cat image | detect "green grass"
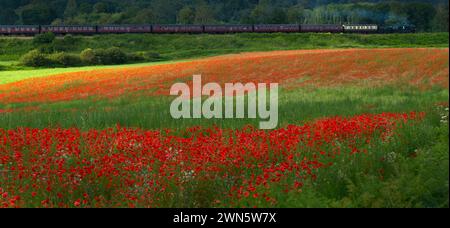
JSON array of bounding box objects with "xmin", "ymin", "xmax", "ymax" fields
[
  {"xmin": 1, "ymin": 32, "xmax": 448, "ymax": 62},
  {"xmin": 0, "ymin": 59, "xmax": 185, "ymax": 85},
  {"xmin": 1, "ymin": 85, "xmax": 448, "ymax": 130}
]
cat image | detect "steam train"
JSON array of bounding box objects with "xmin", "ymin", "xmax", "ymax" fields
[{"xmin": 0, "ymin": 24, "xmax": 415, "ymax": 35}]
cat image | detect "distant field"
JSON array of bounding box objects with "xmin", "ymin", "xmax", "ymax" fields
[{"xmin": 0, "ymin": 32, "xmax": 448, "ymax": 62}]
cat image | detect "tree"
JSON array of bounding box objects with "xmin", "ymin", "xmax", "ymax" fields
[
  {"xmin": 270, "ymin": 7, "xmax": 288, "ymax": 24},
  {"xmin": 432, "ymin": 3, "xmax": 449, "ymax": 32},
  {"xmin": 78, "ymin": 3, "xmax": 93, "ymax": 14},
  {"xmin": 151, "ymin": 0, "xmax": 182, "ymax": 24},
  {"xmin": 250, "ymin": 2, "xmax": 271, "ymax": 23},
  {"xmin": 195, "ymin": 3, "xmax": 216, "ymax": 24},
  {"xmin": 93, "ymin": 2, "xmax": 108, "ymax": 14},
  {"xmin": 131, "ymin": 9, "xmax": 156, "ymax": 24},
  {"xmin": 64, "ymin": 0, "xmax": 78, "ymax": 19},
  {"xmin": 287, "ymin": 5, "xmax": 305, "ymax": 24},
  {"xmin": 0, "ymin": 8, "xmax": 18, "ymax": 24},
  {"xmin": 20, "ymin": 5, "xmax": 57, "ymax": 25},
  {"xmin": 405, "ymin": 2, "xmax": 436, "ymax": 32},
  {"xmin": 178, "ymin": 6, "xmax": 195, "ymax": 24}
]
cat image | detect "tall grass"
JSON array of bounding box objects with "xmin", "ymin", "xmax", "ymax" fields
[{"xmin": 1, "ymin": 86, "xmax": 448, "ymax": 130}]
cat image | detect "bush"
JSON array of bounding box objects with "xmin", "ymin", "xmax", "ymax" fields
[
  {"xmin": 103, "ymin": 47, "xmax": 128, "ymax": 65},
  {"xmin": 81, "ymin": 47, "xmax": 128, "ymax": 65},
  {"xmin": 80, "ymin": 48, "xmax": 99, "ymax": 65},
  {"xmin": 126, "ymin": 52, "xmax": 145, "ymax": 62},
  {"xmin": 20, "ymin": 50, "xmax": 53, "ymax": 67},
  {"xmin": 20, "ymin": 47, "xmax": 136, "ymax": 68},
  {"xmin": 49, "ymin": 52, "xmax": 82, "ymax": 67},
  {"xmin": 33, "ymin": 32, "xmax": 56, "ymax": 45},
  {"xmin": 51, "ymin": 35, "xmax": 80, "ymax": 52},
  {"xmin": 144, "ymin": 52, "xmax": 163, "ymax": 61}
]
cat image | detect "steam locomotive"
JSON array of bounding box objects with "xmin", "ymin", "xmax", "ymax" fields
[{"xmin": 0, "ymin": 24, "xmax": 415, "ymax": 35}]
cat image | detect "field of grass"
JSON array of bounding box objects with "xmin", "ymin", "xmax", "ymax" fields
[
  {"xmin": 0, "ymin": 47, "xmax": 448, "ymax": 208},
  {"xmin": 0, "ymin": 32, "xmax": 448, "ymax": 63},
  {"xmin": 0, "ymin": 60, "xmax": 184, "ymax": 85}
]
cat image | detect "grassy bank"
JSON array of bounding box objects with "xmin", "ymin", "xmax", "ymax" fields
[{"xmin": 0, "ymin": 32, "xmax": 448, "ymax": 63}]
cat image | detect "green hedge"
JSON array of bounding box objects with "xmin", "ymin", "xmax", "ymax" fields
[{"xmin": 20, "ymin": 47, "xmax": 150, "ymax": 68}]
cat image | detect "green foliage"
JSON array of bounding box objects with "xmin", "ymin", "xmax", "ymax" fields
[
  {"xmin": 49, "ymin": 52, "xmax": 82, "ymax": 67},
  {"xmin": 20, "ymin": 46, "xmax": 135, "ymax": 67},
  {"xmin": 33, "ymin": 32, "xmax": 56, "ymax": 45},
  {"xmin": 81, "ymin": 47, "xmax": 128, "ymax": 65},
  {"xmin": 126, "ymin": 52, "xmax": 146, "ymax": 62},
  {"xmin": 20, "ymin": 49, "xmax": 52, "ymax": 67},
  {"xmin": 101, "ymin": 47, "xmax": 128, "ymax": 65},
  {"xmin": 49, "ymin": 35, "xmax": 79, "ymax": 52},
  {"xmin": 1, "ymin": 1, "xmax": 448, "ymax": 32},
  {"xmin": 178, "ymin": 6, "xmax": 195, "ymax": 24},
  {"xmin": 64, "ymin": 0, "xmax": 78, "ymax": 19},
  {"xmin": 20, "ymin": 4, "xmax": 57, "ymax": 25},
  {"xmin": 2, "ymin": 32, "xmax": 448, "ymax": 66},
  {"xmin": 143, "ymin": 52, "xmax": 163, "ymax": 61},
  {"xmin": 80, "ymin": 48, "xmax": 98, "ymax": 65}
]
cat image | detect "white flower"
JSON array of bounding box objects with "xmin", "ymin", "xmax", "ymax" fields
[{"xmin": 386, "ymin": 151, "xmax": 397, "ymax": 163}]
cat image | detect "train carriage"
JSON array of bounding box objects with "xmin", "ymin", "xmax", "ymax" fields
[
  {"xmin": 1, "ymin": 23, "xmax": 415, "ymax": 36},
  {"xmin": 301, "ymin": 24, "xmax": 343, "ymax": 33},
  {"xmin": 204, "ymin": 25, "xmax": 253, "ymax": 33},
  {"xmin": 152, "ymin": 25, "xmax": 203, "ymax": 33},
  {"xmin": 254, "ymin": 24, "xmax": 300, "ymax": 33},
  {"xmin": 0, "ymin": 25, "xmax": 40, "ymax": 35},
  {"xmin": 98, "ymin": 25, "xmax": 152, "ymax": 34},
  {"xmin": 41, "ymin": 25, "xmax": 96, "ymax": 35},
  {"xmin": 343, "ymin": 24, "xmax": 378, "ymax": 33}
]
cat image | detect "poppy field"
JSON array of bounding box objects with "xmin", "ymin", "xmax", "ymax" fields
[{"xmin": 0, "ymin": 48, "xmax": 449, "ymax": 208}]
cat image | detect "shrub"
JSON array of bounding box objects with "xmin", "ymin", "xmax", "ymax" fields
[
  {"xmin": 80, "ymin": 47, "xmax": 128, "ymax": 65},
  {"xmin": 62, "ymin": 35, "xmax": 76, "ymax": 44},
  {"xmin": 33, "ymin": 32, "xmax": 56, "ymax": 45},
  {"xmin": 126, "ymin": 52, "xmax": 145, "ymax": 62},
  {"xmin": 20, "ymin": 49, "xmax": 53, "ymax": 67},
  {"xmin": 103, "ymin": 47, "xmax": 127, "ymax": 65},
  {"xmin": 80, "ymin": 48, "xmax": 99, "ymax": 65},
  {"xmin": 51, "ymin": 35, "xmax": 79, "ymax": 52},
  {"xmin": 144, "ymin": 52, "xmax": 163, "ymax": 61},
  {"xmin": 49, "ymin": 52, "xmax": 82, "ymax": 67}
]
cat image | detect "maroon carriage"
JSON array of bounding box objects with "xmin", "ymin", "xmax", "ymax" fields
[
  {"xmin": 152, "ymin": 25, "xmax": 204, "ymax": 33},
  {"xmin": 41, "ymin": 25, "xmax": 96, "ymax": 34},
  {"xmin": 97, "ymin": 25, "xmax": 152, "ymax": 34},
  {"xmin": 300, "ymin": 24, "xmax": 343, "ymax": 33},
  {"xmin": 204, "ymin": 25, "xmax": 253, "ymax": 33},
  {"xmin": 254, "ymin": 24, "xmax": 300, "ymax": 33},
  {"xmin": 0, "ymin": 25, "xmax": 40, "ymax": 35}
]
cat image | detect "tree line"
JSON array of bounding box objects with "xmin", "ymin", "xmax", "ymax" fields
[{"xmin": 0, "ymin": 0, "xmax": 448, "ymax": 32}]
